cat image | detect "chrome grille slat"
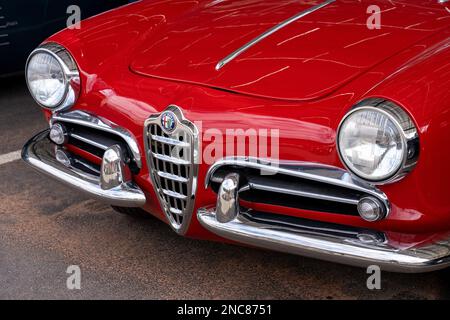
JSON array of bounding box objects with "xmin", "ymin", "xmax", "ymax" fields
[
  {"xmin": 162, "ymin": 188, "xmax": 187, "ymax": 200},
  {"xmin": 69, "ymin": 133, "xmax": 109, "ymax": 151},
  {"xmin": 156, "ymin": 171, "xmax": 188, "ymax": 183},
  {"xmin": 152, "ymin": 152, "xmax": 191, "ymax": 165},
  {"xmin": 170, "ymin": 207, "xmax": 183, "ymax": 215},
  {"xmin": 151, "ymin": 134, "xmax": 190, "ymax": 147},
  {"xmin": 144, "ymin": 105, "xmax": 198, "ymax": 234},
  {"xmin": 249, "ymin": 182, "xmax": 360, "ymax": 205}
]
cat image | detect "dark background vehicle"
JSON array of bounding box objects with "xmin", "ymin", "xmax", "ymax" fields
[{"xmin": 0, "ymin": 0, "xmax": 132, "ymax": 76}]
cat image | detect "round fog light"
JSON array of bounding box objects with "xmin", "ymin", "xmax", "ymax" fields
[
  {"xmin": 49, "ymin": 123, "xmax": 68, "ymax": 145},
  {"xmin": 55, "ymin": 148, "xmax": 71, "ymax": 167},
  {"xmin": 357, "ymin": 197, "xmax": 386, "ymax": 222}
]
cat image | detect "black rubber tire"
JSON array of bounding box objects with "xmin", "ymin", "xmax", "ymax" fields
[{"xmin": 111, "ymin": 206, "xmax": 152, "ymax": 219}]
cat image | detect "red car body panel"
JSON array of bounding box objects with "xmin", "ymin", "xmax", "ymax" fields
[
  {"xmin": 41, "ymin": 0, "xmax": 450, "ymax": 247},
  {"xmin": 130, "ymin": 0, "xmax": 450, "ymax": 101}
]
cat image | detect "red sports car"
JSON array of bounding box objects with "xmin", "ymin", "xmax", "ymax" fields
[{"xmin": 22, "ymin": 0, "xmax": 450, "ymax": 272}]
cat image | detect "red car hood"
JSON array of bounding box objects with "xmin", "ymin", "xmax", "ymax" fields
[{"xmin": 129, "ymin": 0, "xmax": 449, "ymax": 101}]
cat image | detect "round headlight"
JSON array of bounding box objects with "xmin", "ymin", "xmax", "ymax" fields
[
  {"xmin": 337, "ymin": 99, "xmax": 419, "ymax": 183},
  {"xmin": 26, "ymin": 43, "xmax": 80, "ymax": 111},
  {"xmin": 27, "ymin": 53, "xmax": 66, "ymax": 108}
]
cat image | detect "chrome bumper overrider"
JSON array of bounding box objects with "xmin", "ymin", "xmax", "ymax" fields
[
  {"xmin": 197, "ymin": 208, "xmax": 450, "ymax": 273},
  {"xmin": 22, "ymin": 130, "xmax": 146, "ymax": 207}
]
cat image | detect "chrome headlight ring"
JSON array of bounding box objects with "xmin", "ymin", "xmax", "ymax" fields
[
  {"xmin": 337, "ymin": 98, "xmax": 419, "ymax": 185},
  {"xmin": 25, "ymin": 43, "xmax": 80, "ymax": 112}
]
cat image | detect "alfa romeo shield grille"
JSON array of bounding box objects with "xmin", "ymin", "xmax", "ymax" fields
[{"xmin": 144, "ymin": 105, "xmax": 199, "ymax": 234}]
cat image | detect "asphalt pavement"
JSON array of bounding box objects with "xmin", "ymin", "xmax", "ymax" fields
[{"xmin": 0, "ymin": 75, "xmax": 449, "ymax": 299}]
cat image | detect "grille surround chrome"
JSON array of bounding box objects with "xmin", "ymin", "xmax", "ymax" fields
[
  {"xmin": 51, "ymin": 110, "xmax": 142, "ymax": 169},
  {"xmin": 144, "ymin": 105, "xmax": 199, "ymax": 234},
  {"xmin": 205, "ymin": 157, "xmax": 390, "ymax": 218}
]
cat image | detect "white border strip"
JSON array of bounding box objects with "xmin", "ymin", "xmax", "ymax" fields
[{"xmin": 0, "ymin": 150, "xmax": 22, "ymax": 166}]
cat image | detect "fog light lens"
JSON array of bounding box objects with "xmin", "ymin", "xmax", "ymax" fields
[
  {"xmin": 49, "ymin": 123, "xmax": 68, "ymax": 145},
  {"xmin": 357, "ymin": 197, "xmax": 386, "ymax": 222},
  {"xmin": 55, "ymin": 148, "xmax": 71, "ymax": 167},
  {"xmin": 357, "ymin": 232, "xmax": 385, "ymax": 244}
]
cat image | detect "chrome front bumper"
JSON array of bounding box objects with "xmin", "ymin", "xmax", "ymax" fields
[
  {"xmin": 197, "ymin": 208, "xmax": 450, "ymax": 273},
  {"xmin": 22, "ymin": 130, "xmax": 146, "ymax": 207}
]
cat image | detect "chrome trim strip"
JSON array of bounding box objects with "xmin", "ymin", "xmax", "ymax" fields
[
  {"xmin": 215, "ymin": 0, "xmax": 335, "ymax": 70},
  {"xmin": 248, "ymin": 182, "xmax": 359, "ymax": 205},
  {"xmin": 70, "ymin": 133, "xmax": 109, "ymax": 151},
  {"xmin": 22, "ymin": 130, "xmax": 146, "ymax": 207},
  {"xmin": 197, "ymin": 208, "xmax": 450, "ymax": 273},
  {"xmin": 51, "ymin": 110, "xmax": 142, "ymax": 168},
  {"xmin": 204, "ymin": 157, "xmax": 390, "ymax": 216}
]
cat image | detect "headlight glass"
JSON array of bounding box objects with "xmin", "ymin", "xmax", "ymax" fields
[
  {"xmin": 337, "ymin": 101, "xmax": 418, "ymax": 183},
  {"xmin": 26, "ymin": 43, "xmax": 80, "ymax": 111},
  {"xmin": 26, "ymin": 52, "xmax": 66, "ymax": 108}
]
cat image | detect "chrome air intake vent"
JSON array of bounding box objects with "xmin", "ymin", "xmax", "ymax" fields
[
  {"xmin": 205, "ymin": 157, "xmax": 390, "ymax": 221},
  {"xmin": 241, "ymin": 209, "xmax": 386, "ymax": 243},
  {"xmin": 144, "ymin": 105, "xmax": 199, "ymax": 234},
  {"xmin": 50, "ymin": 110, "xmax": 142, "ymax": 173}
]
